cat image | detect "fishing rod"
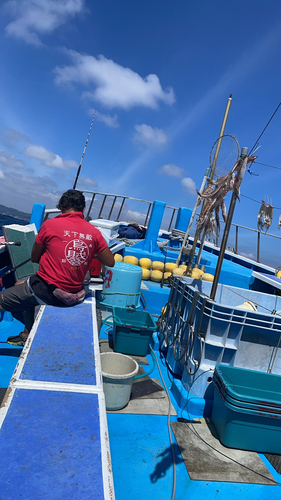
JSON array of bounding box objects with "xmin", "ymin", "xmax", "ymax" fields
[{"xmin": 73, "ymin": 110, "xmax": 97, "ymax": 189}]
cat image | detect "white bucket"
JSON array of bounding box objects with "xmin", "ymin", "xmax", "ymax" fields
[{"xmin": 100, "ymin": 352, "xmax": 139, "ymax": 410}]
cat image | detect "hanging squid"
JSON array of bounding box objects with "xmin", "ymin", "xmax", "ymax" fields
[
  {"xmin": 196, "ymin": 155, "xmax": 257, "ymax": 237},
  {"xmin": 257, "ymin": 200, "xmax": 274, "ymax": 232}
]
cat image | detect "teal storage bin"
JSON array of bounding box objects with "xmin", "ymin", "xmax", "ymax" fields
[
  {"xmin": 212, "ymin": 387, "xmax": 281, "ymax": 453},
  {"xmin": 214, "ymin": 365, "xmax": 281, "ymax": 408},
  {"xmin": 212, "ymin": 365, "xmax": 281, "ymax": 453},
  {"xmin": 111, "ymin": 306, "xmax": 157, "ymax": 356}
]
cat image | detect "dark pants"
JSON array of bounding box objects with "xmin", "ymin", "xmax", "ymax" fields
[{"xmin": 0, "ymin": 280, "xmax": 39, "ymax": 331}]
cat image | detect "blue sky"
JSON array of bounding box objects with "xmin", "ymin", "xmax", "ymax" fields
[{"xmin": 0, "ymin": 0, "xmax": 281, "ymax": 266}]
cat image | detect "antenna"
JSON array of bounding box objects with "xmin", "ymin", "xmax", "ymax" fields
[{"xmin": 73, "ymin": 110, "xmax": 97, "ymax": 189}]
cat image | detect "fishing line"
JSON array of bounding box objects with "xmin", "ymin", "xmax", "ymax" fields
[
  {"xmin": 254, "ymin": 161, "xmax": 281, "ymax": 171},
  {"xmin": 240, "ymin": 193, "xmax": 281, "ymax": 211},
  {"xmin": 249, "ymin": 102, "xmax": 281, "ymax": 156}
]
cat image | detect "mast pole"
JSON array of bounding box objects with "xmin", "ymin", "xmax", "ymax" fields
[
  {"xmin": 73, "ymin": 110, "xmax": 97, "ymax": 190},
  {"xmin": 183, "ymin": 94, "xmax": 233, "ymax": 271}
]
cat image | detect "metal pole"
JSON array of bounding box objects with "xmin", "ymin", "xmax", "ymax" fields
[
  {"xmin": 257, "ymin": 231, "xmax": 261, "ymax": 263},
  {"xmin": 98, "ymin": 195, "xmax": 107, "ymax": 218},
  {"xmin": 209, "ymin": 94, "xmax": 233, "ymax": 181},
  {"xmin": 117, "ymin": 197, "xmax": 126, "ymax": 221},
  {"xmin": 210, "ymin": 149, "xmax": 248, "ymax": 301},
  {"xmin": 185, "ymin": 94, "xmax": 233, "ymax": 272},
  {"xmin": 108, "ymin": 197, "xmax": 117, "ymax": 220},
  {"xmin": 235, "ymin": 226, "xmax": 238, "ymax": 254},
  {"xmin": 144, "ymin": 203, "xmax": 152, "ymax": 226},
  {"xmin": 168, "ymin": 209, "xmax": 176, "ymax": 232},
  {"xmin": 73, "ymin": 110, "xmax": 97, "ymax": 190},
  {"xmin": 85, "ymin": 193, "xmax": 96, "ymax": 221}
]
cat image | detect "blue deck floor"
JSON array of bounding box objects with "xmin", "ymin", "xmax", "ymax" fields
[
  {"xmin": 0, "ymin": 296, "xmax": 280, "ymax": 499},
  {"xmin": 107, "ymin": 413, "xmax": 280, "ymax": 500},
  {"xmin": 99, "ymin": 325, "xmax": 281, "ymax": 500}
]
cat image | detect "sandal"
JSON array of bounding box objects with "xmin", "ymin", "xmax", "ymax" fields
[{"xmin": 7, "ymin": 332, "xmax": 27, "ymax": 346}]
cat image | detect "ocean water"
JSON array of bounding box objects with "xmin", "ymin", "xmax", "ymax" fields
[{"xmin": 0, "ymin": 215, "xmax": 29, "ymax": 237}]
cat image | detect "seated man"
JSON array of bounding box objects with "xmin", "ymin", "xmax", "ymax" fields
[{"xmin": 0, "ymin": 190, "xmax": 115, "ymax": 346}]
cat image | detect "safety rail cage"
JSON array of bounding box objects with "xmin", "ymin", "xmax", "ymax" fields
[
  {"xmin": 82, "ymin": 190, "xmax": 179, "ymax": 232},
  {"xmin": 43, "ymin": 193, "xmax": 281, "ymax": 267}
]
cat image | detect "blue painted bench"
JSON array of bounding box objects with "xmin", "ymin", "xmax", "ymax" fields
[{"xmin": 0, "ymin": 296, "xmax": 114, "ymax": 499}]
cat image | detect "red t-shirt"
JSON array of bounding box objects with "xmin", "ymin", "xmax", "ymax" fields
[{"xmin": 35, "ymin": 212, "xmax": 107, "ymax": 292}]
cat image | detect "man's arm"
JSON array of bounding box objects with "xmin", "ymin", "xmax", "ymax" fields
[
  {"xmin": 31, "ymin": 241, "xmax": 46, "ymax": 263},
  {"xmin": 95, "ymin": 247, "xmax": 115, "ymax": 267}
]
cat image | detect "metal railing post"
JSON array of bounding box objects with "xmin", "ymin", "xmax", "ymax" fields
[
  {"xmin": 168, "ymin": 209, "xmax": 176, "ymax": 232},
  {"xmin": 86, "ymin": 193, "xmax": 96, "ymax": 221},
  {"xmin": 108, "ymin": 196, "xmax": 117, "ymax": 220},
  {"xmin": 257, "ymin": 231, "xmax": 260, "ymax": 263},
  {"xmin": 144, "ymin": 203, "xmax": 152, "ymax": 226},
  {"xmin": 117, "ymin": 197, "xmax": 126, "ymax": 221},
  {"xmin": 98, "ymin": 195, "xmax": 107, "ymax": 219},
  {"xmin": 235, "ymin": 226, "xmax": 238, "ymax": 254}
]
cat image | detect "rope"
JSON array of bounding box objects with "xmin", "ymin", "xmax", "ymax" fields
[
  {"xmin": 249, "ymin": 102, "xmax": 281, "ymax": 155},
  {"xmin": 150, "ymin": 347, "xmax": 177, "ymax": 500},
  {"xmin": 254, "ymin": 161, "xmax": 281, "ymax": 171},
  {"xmin": 241, "ymin": 193, "xmax": 281, "ymax": 211}
]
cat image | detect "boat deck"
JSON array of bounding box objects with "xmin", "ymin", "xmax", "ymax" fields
[{"xmin": 0, "ymin": 289, "xmax": 280, "ymax": 499}]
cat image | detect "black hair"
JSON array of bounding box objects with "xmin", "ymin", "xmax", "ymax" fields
[{"xmin": 57, "ymin": 190, "xmax": 86, "ymax": 213}]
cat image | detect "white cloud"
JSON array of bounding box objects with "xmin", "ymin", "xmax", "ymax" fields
[
  {"xmin": 0, "ymin": 169, "xmax": 5, "ymax": 179},
  {"xmin": 181, "ymin": 177, "xmax": 197, "ymax": 195},
  {"xmin": 4, "ymin": 0, "xmax": 85, "ymax": 45},
  {"xmin": 1, "ymin": 128, "xmax": 30, "ymax": 143},
  {"xmin": 134, "ymin": 124, "xmax": 168, "ymax": 148},
  {"xmin": 54, "ymin": 51, "xmax": 175, "ymax": 109},
  {"xmin": 0, "ymin": 151, "xmax": 25, "ymax": 169},
  {"xmin": 157, "ymin": 163, "xmax": 184, "ymax": 178},
  {"xmin": 0, "ymin": 170, "xmax": 59, "ymax": 212},
  {"xmin": 23, "ymin": 144, "xmax": 78, "ymax": 171},
  {"xmin": 126, "ymin": 209, "xmax": 146, "ymax": 222},
  {"xmin": 77, "ymin": 176, "xmax": 98, "ymax": 188},
  {"xmin": 96, "ymin": 111, "xmax": 119, "ymax": 128}
]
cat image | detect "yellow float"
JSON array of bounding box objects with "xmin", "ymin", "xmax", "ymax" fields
[
  {"xmin": 191, "ymin": 269, "xmax": 202, "ymax": 279},
  {"xmin": 237, "ymin": 301, "xmax": 257, "ymax": 311},
  {"xmin": 123, "ymin": 255, "xmax": 138, "ymax": 266},
  {"xmin": 179, "ymin": 264, "xmax": 188, "ymax": 271},
  {"xmin": 141, "ymin": 268, "xmax": 151, "ymax": 280},
  {"xmin": 165, "ymin": 262, "xmax": 178, "ymax": 272},
  {"xmin": 114, "ymin": 253, "xmax": 123, "ymax": 262},
  {"xmin": 152, "ymin": 261, "xmax": 165, "ymax": 271},
  {"xmin": 139, "ymin": 258, "xmax": 152, "ymax": 269},
  {"xmin": 202, "ymin": 273, "xmax": 214, "ymax": 282},
  {"xmin": 163, "ymin": 271, "xmax": 172, "ymax": 283},
  {"xmin": 172, "ymin": 267, "xmax": 185, "ymax": 276},
  {"xmin": 150, "ymin": 270, "xmax": 163, "ymax": 282}
]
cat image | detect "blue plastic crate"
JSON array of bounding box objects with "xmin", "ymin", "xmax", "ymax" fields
[{"xmin": 111, "ymin": 306, "xmax": 157, "ymax": 356}]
